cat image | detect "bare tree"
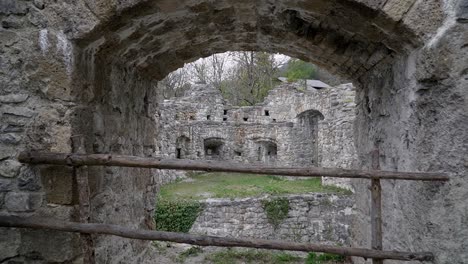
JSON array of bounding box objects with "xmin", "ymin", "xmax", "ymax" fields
[
  {"xmin": 190, "ymin": 59, "xmax": 209, "ymax": 84},
  {"xmin": 159, "ymin": 51, "xmax": 289, "ymax": 104},
  {"xmin": 159, "ymin": 67, "xmax": 191, "ymax": 99},
  {"xmin": 210, "ymin": 53, "xmax": 228, "ymax": 91}
]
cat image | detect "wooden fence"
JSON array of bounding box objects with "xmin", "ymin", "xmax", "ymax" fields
[{"xmin": 0, "ymin": 150, "xmax": 449, "ymax": 263}]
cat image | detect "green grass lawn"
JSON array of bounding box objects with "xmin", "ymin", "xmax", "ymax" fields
[{"xmin": 159, "ymin": 172, "xmax": 351, "ymax": 201}]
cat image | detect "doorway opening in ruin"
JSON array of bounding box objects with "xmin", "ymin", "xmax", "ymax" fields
[
  {"xmin": 176, "ymin": 136, "xmax": 190, "ymax": 159},
  {"xmin": 296, "ymin": 110, "xmax": 325, "ymax": 166},
  {"xmin": 256, "ymin": 140, "xmax": 278, "ymax": 164},
  {"xmin": 204, "ymin": 138, "xmax": 225, "ymax": 160}
]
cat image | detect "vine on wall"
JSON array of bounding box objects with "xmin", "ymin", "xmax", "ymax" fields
[
  {"xmin": 154, "ymin": 199, "xmax": 203, "ymax": 233},
  {"xmin": 261, "ymin": 197, "xmax": 290, "ymax": 229}
]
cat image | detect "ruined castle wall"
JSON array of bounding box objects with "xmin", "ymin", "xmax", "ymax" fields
[
  {"xmin": 158, "ymin": 83, "xmax": 357, "ymax": 189},
  {"xmin": 190, "ymin": 193, "xmax": 354, "ymax": 245},
  {"xmin": 262, "ymin": 84, "xmax": 357, "ymax": 189}
]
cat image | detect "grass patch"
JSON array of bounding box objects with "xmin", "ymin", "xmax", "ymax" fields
[
  {"xmin": 205, "ymin": 249, "xmax": 302, "ymax": 264},
  {"xmin": 159, "ymin": 172, "xmax": 351, "ymax": 201},
  {"xmin": 306, "ymin": 252, "xmax": 346, "ymax": 264}
]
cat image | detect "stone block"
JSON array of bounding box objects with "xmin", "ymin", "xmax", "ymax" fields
[
  {"xmin": 457, "ymin": 0, "xmax": 468, "ymax": 22},
  {"xmin": 0, "ymin": 105, "xmax": 35, "ymax": 118},
  {"xmin": 0, "ymin": 228, "xmax": 21, "ymax": 261},
  {"xmin": 0, "ymin": 178, "xmax": 14, "ymax": 192},
  {"xmin": 0, "ymin": 133, "xmax": 22, "ymax": 145},
  {"xmin": 20, "ymin": 229, "xmax": 81, "ymax": 262},
  {"xmin": 5, "ymin": 192, "xmax": 43, "ymax": 212},
  {"xmin": 40, "ymin": 166, "xmax": 76, "ymax": 205},
  {"xmin": 382, "ymin": 0, "xmax": 417, "ymax": 21},
  {"xmin": 0, "ymin": 0, "xmax": 29, "ymax": 15},
  {"xmin": 0, "ymin": 30, "xmax": 19, "ymax": 48},
  {"xmin": 0, "ymin": 192, "xmax": 4, "ymax": 208},
  {"xmin": 18, "ymin": 166, "xmax": 42, "ymax": 191},
  {"xmin": 0, "ymin": 94, "xmax": 29, "ymax": 103},
  {"xmin": 402, "ymin": 0, "xmax": 444, "ymax": 39},
  {"xmin": 0, "ymin": 159, "xmax": 22, "ymax": 178}
]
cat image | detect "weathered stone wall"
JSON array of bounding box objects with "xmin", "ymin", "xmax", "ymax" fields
[
  {"xmin": 0, "ymin": 2, "xmax": 85, "ymax": 262},
  {"xmin": 191, "ymin": 193, "xmax": 354, "ymax": 245},
  {"xmin": 72, "ymin": 62, "xmax": 162, "ymax": 262},
  {"xmin": 351, "ymin": 4, "xmax": 468, "ymax": 262},
  {"xmin": 158, "ymin": 82, "xmax": 357, "ymax": 189},
  {"xmin": 263, "ymin": 83, "xmax": 357, "ymax": 189},
  {"xmin": 1, "ymin": 0, "xmax": 466, "ymax": 263}
]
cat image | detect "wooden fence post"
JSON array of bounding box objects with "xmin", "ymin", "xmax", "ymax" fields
[
  {"xmin": 371, "ymin": 148, "xmax": 383, "ymax": 264},
  {"xmin": 72, "ymin": 136, "xmax": 95, "ymax": 264}
]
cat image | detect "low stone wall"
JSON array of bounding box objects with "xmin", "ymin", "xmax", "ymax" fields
[{"xmin": 190, "ymin": 193, "xmax": 354, "ymax": 245}]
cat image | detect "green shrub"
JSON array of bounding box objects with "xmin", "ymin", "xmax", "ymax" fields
[
  {"xmin": 154, "ymin": 199, "xmax": 203, "ymax": 233},
  {"xmin": 306, "ymin": 252, "xmax": 345, "ymax": 264},
  {"xmin": 262, "ymin": 197, "xmax": 289, "ymax": 229}
]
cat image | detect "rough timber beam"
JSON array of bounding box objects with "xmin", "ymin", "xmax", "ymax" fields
[
  {"xmin": 0, "ymin": 216, "xmax": 434, "ymax": 261},
  {"xmin": 17, "ymin": 152, "xmax": 449, "ymax": 181}
]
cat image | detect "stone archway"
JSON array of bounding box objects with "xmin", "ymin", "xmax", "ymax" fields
[{"xmin": 1, "ymin": 0, "xmax": 467, "ymax": 263}]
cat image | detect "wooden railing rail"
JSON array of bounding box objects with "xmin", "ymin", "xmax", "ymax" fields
[
  {"xmin": 0, "ymin": 216, "xmax": 434, "ymax": 261},
  {"xmin": 17, "ymin": 152, "xmax": 449, "ymax": 181}
]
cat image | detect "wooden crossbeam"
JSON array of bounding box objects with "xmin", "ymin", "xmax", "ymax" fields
[
  {"xmin": 0, "ymin": 216, "xmax": 434, "ymax": 261},
  {"xmin": 17, "ymin": 152, "xmax": 449, "ymax": 181}
]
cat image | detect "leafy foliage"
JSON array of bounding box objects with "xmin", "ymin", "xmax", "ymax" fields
[
  {"xmin": 285, "ymin": 59, "xmax": 316, "ymax": 82},
  {"xmin": 154, "ymin": 199, "xmax": 203, "ymax": 233},
  {"xmin": 306, "ymin": 252, "xmax": 346, "ymax": 264},
  {"xmin": 262, "ymin": 197, "xmax": 290, "ymax": 229}
]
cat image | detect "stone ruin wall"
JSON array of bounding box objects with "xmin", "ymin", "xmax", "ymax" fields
[
  {"xmin": 190, "ymin": 193, "xmax": 354, "ymax": 246},
  {"xmin": 157, "ymin": 82, "xmax": 357, "ymax": 190}
]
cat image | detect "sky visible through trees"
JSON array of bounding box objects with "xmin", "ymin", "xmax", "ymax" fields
[{"xmin": 159, "ymin": 52, "xmax": 318, "ymax": 106}]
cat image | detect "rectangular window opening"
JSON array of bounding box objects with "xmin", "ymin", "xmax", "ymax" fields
[
  {"xmin": 176, "ymin": 148, "xmax": 182, "ymax": 159},
  {"xmin": 264, "ymin": 110, "xmax": 270, "ymax": 116},
  {"xmin": 207, "ymin": 115, "xmax": 211, "ymax": 120}
]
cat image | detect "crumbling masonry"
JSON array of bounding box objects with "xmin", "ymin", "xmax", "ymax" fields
[{"xmin": 157, "ymin": 82, "xmax": 357, "ymax": 190}]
